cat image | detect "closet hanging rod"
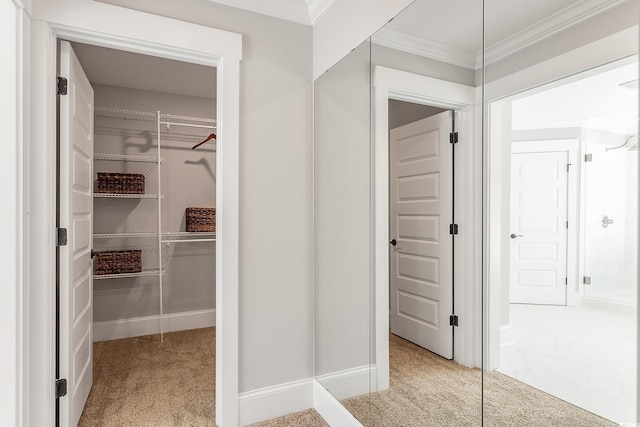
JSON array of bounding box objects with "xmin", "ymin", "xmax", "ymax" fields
[
  {"xmin": 162, "ymin": 238, "xmax": 216, "ymax": 243},
  {"xmin": 159, "ymin": 113, "xmax": 216, "ymax": 125},
  {"xmin": 159, "ymin": 120, "xmax": 216, "ymax": 130}
]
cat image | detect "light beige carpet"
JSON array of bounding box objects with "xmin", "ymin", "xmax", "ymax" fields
[
  {"xmin": 79, "ymin": 327, "xmax": 216, "ymax": 426},
  {"xmin": 79, "ymin": 328, "xmax": 617, "ymax": 427},
  {"xmin": 340, "ymin": 334, "xmax": 616, "ymax": 427}
]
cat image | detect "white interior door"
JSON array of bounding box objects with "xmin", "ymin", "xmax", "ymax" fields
[
  {"xmin": 389, "ymin": 111, "xmax": 453, "ymax": 359},
  {"xmin": 59, "ymin": 40, "xmax": 94, "ymax": 427},
  {"xmin": 509, "ymin": 149, "xmax": 568, "ymax": 305}
]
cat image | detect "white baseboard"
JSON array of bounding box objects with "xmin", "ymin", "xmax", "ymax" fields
[
  {"xmin": 500, "ymin": 324, "xmax": 514, "ymax": 348},
  {"xmin": 315, "ymin": 365, "xmax": 373, "ymax": 400},
  {"xmin": 313, "ymin": 380, "xmax": 363, "ymax": 427},
  {"xmin": 238, "ymin": 378, "xmax": 313, "ymax": 426},
  {"xmin": 581, "ymin": 297, "xmax": 637, "ymax": 314},
  {"xmin": 93, "ymin": 309, "xmax": 215, "ymax": 342}
]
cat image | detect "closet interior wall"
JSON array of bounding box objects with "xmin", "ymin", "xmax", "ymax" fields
[{"xmin": 92, "ymin": 83, "xmax": 217, "ymax": 339}]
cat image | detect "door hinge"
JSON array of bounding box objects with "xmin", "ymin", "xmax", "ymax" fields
[
  {"xmin": 585, "ymin": 153, "xmax": 593, "ymax": 162},
  {"xmin": 449, "ymin": 132, "xmax": 459, "ymax": 144},
  {"xmin": 55, "ymin": 378, "xmax": 67, "ymax": 398},
  {"xmin": 583, "ymin": 276, "xmax": 592, "ymax": 285},
  {"xmin": 565, "ymin": 277, "xmax": 568, "ymax": 285},
  {"xmin": 57, "ymin": 227, "xmax": 68, "ymax": 247},
  {"xmin": 449, "ymin": 314, "xmax": 459, "ymax": 327},
  {"xmin": 57, "ymin": 77, "xmax": 68, "ymax": 96},
  {"xmin": 449, "ymin": 224, "xmax": 459, "ymax": 235},
  {"xmin": 566, "ymin": 163, "xmax": 572, "ymax": 172},
  {"xmin": 566, "ymin": 221, "xmax": 569, "ymax": 229}
]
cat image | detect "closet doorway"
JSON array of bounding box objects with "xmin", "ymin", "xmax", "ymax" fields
[{"xmin": 57, "ymin": 40, "xmax": 220, "ymax": 427}]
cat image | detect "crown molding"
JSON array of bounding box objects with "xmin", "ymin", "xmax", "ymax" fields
[
  {"xmin": 372, "ymin": 26, "xmax": 476, "ymax": 69},
  {"xmin": 479, "ymin": 0, "xmax": 630, "ymax": 67},
  {"xmin": 374, "ymin": 0, "xmax": 627, "ymax": 70},
  {"xmin": 306, "ymin": 0, "xmax": 335, "ymax": 24}
]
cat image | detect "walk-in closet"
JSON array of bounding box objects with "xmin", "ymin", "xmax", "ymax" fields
[{"xmin": 66, "ymin": 41, "xmax": 218, "ymax": 425}]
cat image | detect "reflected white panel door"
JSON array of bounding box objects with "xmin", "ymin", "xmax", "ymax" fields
[
  {"xmin": 59, "ymin": 41, "xmax": 94, "ymax": 427},
  {"xmin": 510, "ymin": 150, "xmax": 568, "ymax": 305},
  {"xmin": 389, "ymin": 111, "xmax": 453, "ymax": 359}
]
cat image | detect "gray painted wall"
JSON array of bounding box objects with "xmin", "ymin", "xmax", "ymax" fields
[
  {"xmin": 314, "ymin": 41, "xmax": 372, "ymax": 382},
  {"xmin": 98, "ymin": 0, "xmax": 314, "ymax": 393},
  {"xmin": 92, "ymin": 83, "xmax": 216, "ymax": 322}
]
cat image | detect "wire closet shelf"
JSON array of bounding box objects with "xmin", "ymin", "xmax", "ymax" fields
[
  {"xmin": 94, "ymin": 106, "xmax": 216, "ymax": 138},
  {"xmin": 93, "ymin": 106, "xmax": 217, "ymax": 342}
]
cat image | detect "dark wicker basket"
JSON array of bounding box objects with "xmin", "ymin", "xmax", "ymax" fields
[
  {"xmin": 186, "ymin": 207, "xmax": 216, "ymax": 232},
  {"xmin": 93, "ymin": 250, "xmax": 142, "ymax": 275},
  {"xmin": 97, "ymin": 172, "xmax": 145, "ymax": 194}
]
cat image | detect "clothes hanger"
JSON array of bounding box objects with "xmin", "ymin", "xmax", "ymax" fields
[{"xmin": 192, "ymin": 133, "xmax": 216, "ymax": 150}]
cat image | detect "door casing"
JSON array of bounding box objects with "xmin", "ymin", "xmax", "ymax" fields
[
  {"xmin": 373, "ymin": 66, "xmax": 481, "ymax": 391},
  {"xmin": 26, "ymin": 8, "xmax": 241, "ymax": 426}
]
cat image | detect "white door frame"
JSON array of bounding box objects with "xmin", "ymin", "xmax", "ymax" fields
[
  {"xmin": 373, "ymin": 66, "xmax": 481, "ymax": 391},
  {"xmin": 26, "ymin": 3, "xmax": 241, "ymax": 426},
  {"xmin": 482, "ymin": 27, "xmax": 637, "ymax": 371}
]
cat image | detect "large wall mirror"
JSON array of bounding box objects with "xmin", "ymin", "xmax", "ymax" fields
[{"xmin": 314, "ymin": 0, "xmax": 638, "ymax": 425}]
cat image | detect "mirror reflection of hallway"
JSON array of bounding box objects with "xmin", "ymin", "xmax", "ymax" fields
[{"xmin": 488, "ymin": 56, "xmax": 638, "ymax": 424}]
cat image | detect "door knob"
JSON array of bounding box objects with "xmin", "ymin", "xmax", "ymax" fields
[
  {"xmin": 601, "ymin": 215, "xmax": 614, "ymax": 228},
  {"xmin": 390, "ymin": 239, "xmax": 397, "ymax": 246},
  {"xmin": 510, "ymin": 233, "xmax": 523, "ymax": 239}
]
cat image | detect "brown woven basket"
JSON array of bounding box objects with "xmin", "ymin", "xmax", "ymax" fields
[
  {"xmin": 186, "ymin": 207, "xmax": 216, "ymax": 232},
  {"xmin": 94, "ymin": 250, "xmax": 142, "ymax": 275},
  {"xmin": 97, "ymin": 172, "xmax": 145, "ymax": 194}
]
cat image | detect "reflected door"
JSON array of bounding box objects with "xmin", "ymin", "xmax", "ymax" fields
[
  {"xmin": 389, "ymin": 111, "xmax": 453, "ymax": 359},
  {"xmin": 509, "ymin": 149, "xmax": 568, "ymax": 305}
]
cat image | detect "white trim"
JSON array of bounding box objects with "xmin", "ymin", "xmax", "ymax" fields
[
  {"xmin": 315, "ymin": 365, "xmax": 374, "ymax": 401},
  {"xmin": 373, "ymin": 66, "xmax": 481, "ymax": 392},
  {"xmin": 581, "ymin": 296, "xmax": 638, "ymax": 315},
  {"xmin": 371, "ymin": 0, "xmax": 628, "ymax": 70},
  {"xmin": 372, "ymin": 26, "xmax": 475, "ymax": 69},
  {"xmin": 93, "ymin": 309, "xmax": 216, "ymax": 342},
  {"xmin": 313, "ymin": 380, "xmax": 363, "ymax": 427},
  {"xmin": 238, "ymin": 378, "xmax": 314, "ymax": 426},
  {"xmin": 26, "ymin": 3, "xmax": 241, "ymax": 426},
  {"xmin": 481, "ymin": 0, "xmax": 629, "ymax": 66},
  {"xmin": 306, "ymin": 0, "xmax": 335, "ymax": 24},
  {"xmin": 485, "ymin": 26, "xmax": 638, "ymax": 101}
]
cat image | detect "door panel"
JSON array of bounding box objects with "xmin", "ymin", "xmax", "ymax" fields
[
  {"xmin": 59, "ymin": 40, "xmax": 94, "ymax": 427},
  {"xmin": 390, "ymin": 111, "xmax": 453, "ymax": 359},
  {"xmin": 510, "ymin": 151, "xmax": 568, "ymax": 305}
]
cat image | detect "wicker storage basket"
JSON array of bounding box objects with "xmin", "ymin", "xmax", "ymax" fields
[
  {"xmin": 97, "ymin": 172, "xmax": 145, "ymax": 194},
  {"xmin": 93, "ymin": 250, "xmax": 142, "ymax": 275},
  {"xmin": 186, "ymin": 207, "xmax": 216, "ymax": 232}
]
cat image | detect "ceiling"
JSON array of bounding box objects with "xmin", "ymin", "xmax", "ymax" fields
[
  {"xmin": 72, "ymin": 42, "xmax": 217, "ymax": 99},
  {"xmin": 200, "ymin": 0, "xmax": 335, "ymax": 25}
]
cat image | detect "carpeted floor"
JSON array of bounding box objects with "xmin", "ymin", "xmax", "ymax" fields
[
  {"xmin": 78, "ymin": 328, "xmax": 216, "ymax": 426},
  {"xmin": 339, "ymin": 334, "xmax": 616, "ymax": 427},
  {"xmin": 79, "ymin": 328, "xmax": 616, "ymax": 427}
]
